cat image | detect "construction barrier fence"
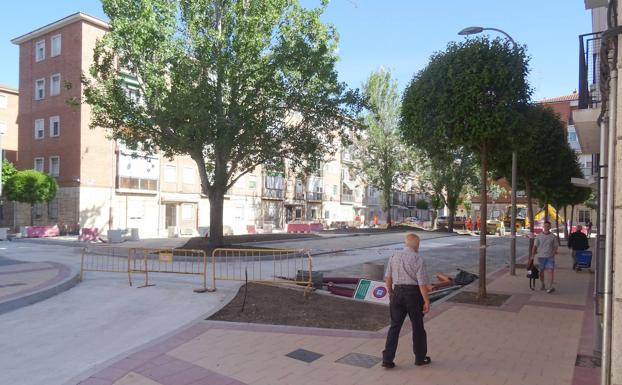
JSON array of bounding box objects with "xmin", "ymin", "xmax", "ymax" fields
[
  {"xmin": 80, "ymin": 247, "xmax": 313, "ymax": 291},
  {"xmin": 211, "ymin": 248, "xmax": 313, "ymax": 288}
]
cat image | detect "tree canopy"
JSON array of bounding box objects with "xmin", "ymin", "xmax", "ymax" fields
[
  {"xmin": 401, "ymin": 37, "xmax": 531, "ymax": 299},
  {"xmin": 352, "ymin": 68, "xmax": 411, "ymax": 226},
  {"xmin": 83, "ymin": 0, "xmax": 361, "ymax": 245}
]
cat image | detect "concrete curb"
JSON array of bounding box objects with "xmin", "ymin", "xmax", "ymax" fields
[{"xmin": 0, "ymin": 262, "xmax": 80, "ymax": 315}]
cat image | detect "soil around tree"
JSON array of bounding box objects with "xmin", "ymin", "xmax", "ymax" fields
[{"xmin": 208, "ymin": 282, "xmax": 390, "ymax": 331}]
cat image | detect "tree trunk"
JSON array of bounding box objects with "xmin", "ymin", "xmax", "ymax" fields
[
  {"xmin": 553, "ymin": 206, "xmax": 562, "ymax": 246},
  {"xmin": 385, "ymin": 192, "xmax": 392, "ymax": 228},
  {"xmin": 570, "ymin": 204, "xmax": 575, "ymax": 231},
  {"xmin": 432, "ymin": 210, "xmax": 437, "ymax": 229},
  {"xmin": 30, "ymin": 203, "xmax": 34, "ymax": 226},
  {"xmin": 478, "ymin": 144, "xmax": 488, "ymax": 299},
  {"xmin": 563, "ymin": 205, "xmax": 569, "ymax": 239},
  {"xmin": 447, "ymin": 200, "xmax": 456, "ymax": 232},
  {"xmin": 526, "ymin": 181, "xmax": 535, "ymax": 259},
  {"xmin": 544, "ymin": 203, "xmax": 550, "ymax": 222},
  {"xmin": 208, "ymin": 189, "xmax": 225, "ymax": 247}
]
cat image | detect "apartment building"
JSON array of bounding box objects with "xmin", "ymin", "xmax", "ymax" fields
[
  {"xmin": 0, "ymin": 85, "xmax": 18, "ymax": 163},
  {"xmin": 539, "ymin": 91, "xmax": 595, "ymax": 224},
  {"xmin": 9, "ymin": 13, "xmax": 208, "ymax": 236},
  {"xmin": 572, "ymin": 1, "xmax": 620, "ymax": 382}
]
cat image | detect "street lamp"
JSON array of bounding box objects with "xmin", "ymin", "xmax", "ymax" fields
[{"xmin": 458, "ymin": 26, "xmax": 519, "ymax": 276}]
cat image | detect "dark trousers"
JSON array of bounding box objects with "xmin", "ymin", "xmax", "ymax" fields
[{"xmin": 382, "ymin": 285, "xmax": 427, "ymax": 363}]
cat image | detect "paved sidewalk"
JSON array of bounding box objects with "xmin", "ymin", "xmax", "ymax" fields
[
  {"xmin": 0, "ymin": 257, "xmax": 78, "ymax": 315},
  {"xmin": 73, "ymin": 247, "xmax": 599, "ymax": 385}
]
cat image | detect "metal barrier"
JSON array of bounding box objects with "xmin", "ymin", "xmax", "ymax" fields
[
  {"xmin": 212, "ymin": 248, "xmax": 313, "ymax": 287},
  {"xmin": 80, "ymin": 247, "xmax": 132, "ymax": 286},
  {"xmin": 129, "ymin": 248, "xmax": 214, "ymax": 292}
]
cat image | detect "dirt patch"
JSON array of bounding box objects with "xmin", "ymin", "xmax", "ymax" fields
[
  {"xmin": 180, "ymin": 234, "xmax": 318, "ymax": 254},
  {"xmin": 447, "ymin": 291, "xmax": 511, "ymax": 307},
  {"xmin": 320, "ymin": 225, "xmax": 425, "ymax": 235},
  {"xmin": 208, "ymin": 283, "xmax": 390, "ymax": 331}
]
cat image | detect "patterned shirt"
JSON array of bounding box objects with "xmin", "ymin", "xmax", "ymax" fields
[{"xmin": 385, "ymin": 247, "xmax": 430, "ymax": 285}]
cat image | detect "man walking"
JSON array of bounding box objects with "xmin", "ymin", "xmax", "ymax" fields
[
  {"xmin": 531, "ymin": 221, "xmax": 558, "ymax": 293},
  {"xmin": 568, "ymin": 224, "xmax": 589, "ymax": 271},
  {"xmin": 382, "ymin": 233, "xmax": 431, "ymax": 368}
]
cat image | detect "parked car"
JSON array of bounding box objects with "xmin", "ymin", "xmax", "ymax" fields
[
  {"xmin": 437, "ymin": 216, "xmax": 466, "ymax": 229},
  {"xmin": 401, "ymin": 217, "xmax": 419, "ymax": 225}
]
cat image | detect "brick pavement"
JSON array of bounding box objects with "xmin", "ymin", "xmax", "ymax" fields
[{"xmin": 75, "ymin": 247, "xmax": 599, "ymax": 385}]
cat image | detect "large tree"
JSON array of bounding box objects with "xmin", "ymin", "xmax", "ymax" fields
[
  {"xmin": 401, "ymin": 37, "xmax": 530, "ymax": 298},
  {"xmin": 351, "ymin": 68, "xmax": 411, "ymax": 227},
  {"xmin": 83, "ymin": 0, "xmax": 361, "ymax": 245},
  {"xmin": 4, "ymin": 170, "xmax": 58, "ymax": 226}
]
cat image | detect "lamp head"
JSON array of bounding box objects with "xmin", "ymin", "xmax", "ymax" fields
[{"xmin": 458, "ymin": 26, "xmax": 484, "ymax": 36}]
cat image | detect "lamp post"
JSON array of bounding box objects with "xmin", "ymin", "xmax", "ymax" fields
[{"xmin": 458, "ymin": 26, "xmax": 519, "ymax": 276}]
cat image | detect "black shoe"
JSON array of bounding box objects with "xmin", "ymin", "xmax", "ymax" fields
[
  {"xmin": 415, "ymin": 356, "xmax": 432, "ymax": 366},
  {"xmin": 381, "ymin": 362, "xmax": 395, "ymax": 369}
]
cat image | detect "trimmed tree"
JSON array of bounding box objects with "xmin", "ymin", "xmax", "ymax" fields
[
  {"xmin": 352, "ymin": 68, "xmax": 411, "ymax": 228},
  {"xmin": 4, "ymin": 170, "xmax": 58, "ymax": 226},
  {"xmin": 82, "ymin": 0, "xmax": 361, "ymax": 246},
  {"xmin": 401, "ymin": 37, "xmax": 530, "ymax": 298}
]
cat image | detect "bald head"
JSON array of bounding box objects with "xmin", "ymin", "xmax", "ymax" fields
[
  {"xmin": 576, "ymin": 225, "xmax": 583, "ymax": 231},
  {"xmin": 405, "ymin": 233, "xmax": 420, "ymax": 251}
]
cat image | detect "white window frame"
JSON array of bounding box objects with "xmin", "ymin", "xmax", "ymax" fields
[
  {"xmin": 50, "ymin": 74, "xmax": 61, "ymax": 96},
  {"xmin": 35, "ymin": 40, "xmax": 45, "ymax": 62},
  {"xmin": 51, "ymin": 34, "xmax": 61, "ymax": 57},
  {"xmin": 164, "ymin": 165, "xmax": 176, "ymax": 183},
  {"xmin": 34, "ymin": 119, "xmax": 44, "ymax": 139},
  {"xmin": 0, "ymin": 94, "xmax": 7, "ymax": 109},
  {"xmin": 49, "ymin": 156, "xmax": 60, "ymax": 177},
  {"xmin": 34, "ymin": 157, "xmax": 44, "ymax": 172},
  {"xmin": 183, "ymin": 166, "xmax": 194, "ymax": 184},
  {"xmin": 35, "ymin": 78, "xmax": 45, "ymax": 100},
  {"xmin": 49, "ymin": 116, "xmax": 60, "ymax": 137}
]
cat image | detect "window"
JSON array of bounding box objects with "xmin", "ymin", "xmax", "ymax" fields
[
  {"xmin": 333, "ymin": 185, "xmax": 337, "ymax": 196},
  {"xmin": 164, "ymin": 165, "xmax": 176, "ymax": 183},
  {"xmin": 33, "ymin": 203, "xmax": 43, "ymax": 219},
  {"xmin": 48, "ymin": 199, "xmax": 59, "ymax": 220},
  {"xmin": 51, "ymin": 35, "xmax": 61, "ymax": 57},
  {"xmin": 182, "ymin": 204, "xmax": 193, "ymax": 220},
  {"xmin": 35, "ymin": 40, "xmax": 45, "ymax": 62},
  {"xmin": 50, "ymin": 74, "xmax": 61, "ymax": 96},
  {"xmin": 578, "ymin": 209, "xmax": 591, "ymax": 223},
  {"xmin": 34, "ymin": 119, "xmax": 44, "ymax": 139},
  {"xmin": 567, "ymin": 131, "xmax": 577, "ymax": 142},
  {"xmin": 35, "ymin": 79, "xmax": 45, "ymax": 100},
  {"xmin": 248, "ymin": 174, "xmax": 256, "ymax": 189},
  {"xmin": 183, "ymin": 166, "xmax": 194, "ymax": 184},
  {"xmin": 49, "ymin": 116, "xmax": 60, "ymax": 137},
  {"xmin": 49, "ymin": 156, "xmax": 60, "ymax": 176},
  {"xmin": 325, "ymin": 210, "xmax": 330, "ymax": 219},
  {"xmin": 34, "ymin": 157, "xmax": 44, "ymax": 172},
  {"xmin": 0, "ymin": 94, "xmax": 6, "ymax": 109}
]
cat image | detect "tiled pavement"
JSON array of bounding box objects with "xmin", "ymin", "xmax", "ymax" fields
[{"xmin": 76, "ymin": 247, "xmax": 599, "ymax": 385}]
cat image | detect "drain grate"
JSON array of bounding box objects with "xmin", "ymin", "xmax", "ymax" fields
[
  {"xmin": 285, "ymin": 349, "xmax": 323, "ymax": 363},
  {"xmin": 576, "ymin": 354, "xmax": 601, "ymax": 368},
  {"xmin": 335, "ymin": 352, "xmax": 382, "ymax": 368}
]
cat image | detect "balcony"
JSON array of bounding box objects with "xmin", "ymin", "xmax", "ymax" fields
[
  {"xmin": 573, "ymin": 31, "xmax": 603, "ymax": 154},
  {"xmin": 342, "ymin": 193, "xmax": 354, "ymax": 203},
  {"xmin": 117, "ymin": 176, "xmax": 158, "ymax": 193},
  {"xmin": 578, "ymin": 32, "xmax": 602, "ymax": 109},
  {"xmin": 306, "ymin": 192, "xmax": 323, "ymax": 201},
  {"xmin": 294, "ymin": 191, "xmax": 305, "ymax": 200},
  {"xmin": 263, "ymin": 188, "xmax": 284, "ymax": 199}
]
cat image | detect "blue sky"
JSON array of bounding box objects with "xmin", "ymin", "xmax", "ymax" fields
[{"xmin": 0, "ymin": 1, "xmax": 591, "ymax": 100}]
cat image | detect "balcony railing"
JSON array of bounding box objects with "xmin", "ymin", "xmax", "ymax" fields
[
  {"xmin": 578, "ymin": 32, "xmax": 602, "ymax": 109},
  {"xmin": 263, "ymin": 188, "xmax": 284, "ymax": 199},
  {"xmin": 306, "ymin": 192, "xmax": 323, "ymax": 201},
  {"xmin": 118, "ymin": 176, "xmax": 158, "ymax": 192},
  {"xmin": 294, "ymin": 191, "xmax": 305, "ymax": 200},
  {"xmin": 342, "ymin": 193, "xmax": 354, "ymax": 203}
]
